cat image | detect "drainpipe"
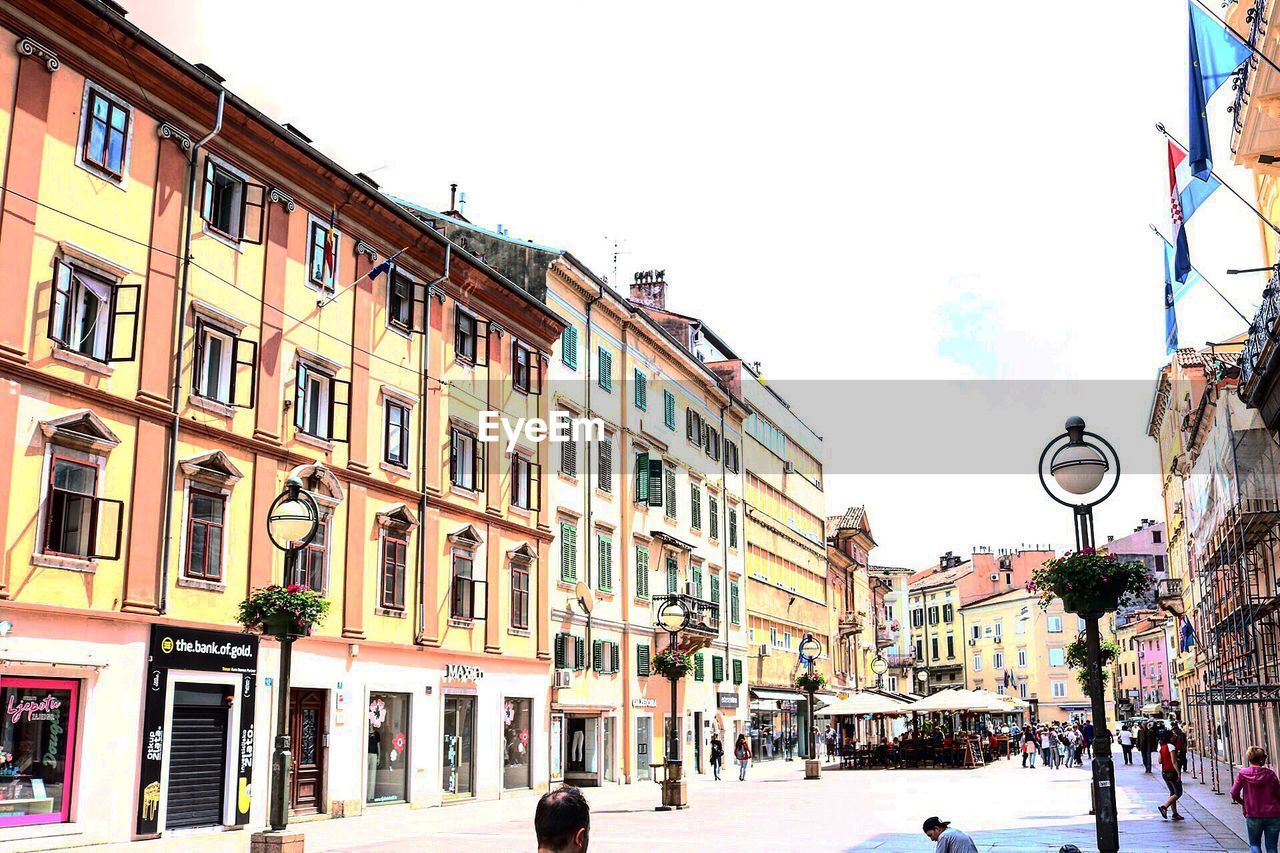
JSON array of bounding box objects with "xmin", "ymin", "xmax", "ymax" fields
[
  {"xmin": 718, "ymin": 403, "xmax": 730, "ymax": 705},
  {"xmin": 416, "ymin": 243, "xmax": 451, "ymax": 642},
  {"xmin": 158, "ymin": 88, "xmax": 224, "ymax": 613},
  {"xmin": 583, "ymin": 287, "xmax": 604, "ymax": 591}
]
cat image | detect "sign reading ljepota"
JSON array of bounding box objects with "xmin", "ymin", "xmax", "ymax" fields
[{"xmin": 136, "ymin": 625, "xmax": 259, "ymax": 835}]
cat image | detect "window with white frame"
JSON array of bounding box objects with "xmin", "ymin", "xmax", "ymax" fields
[
  {"xmin": 48, "ymin": 258, "xmax": 139, "ymax": 363},
  {"xmin": 1017, "ymin": 649, "xmax": 1028, "ymax": 667},
  {"xmin": 291, "ymin": 517, "xmax": 329, "ymax": 592},
  {"xmin": 993, "ymin": 651, "xmax": 1005, "ymax": 669},
  {"xmin": 384, "ymin": 399, "xmax": 410, "ymax": 468},
  {"xmin": 511, "ymin": 558, "xmax": 531, "ymax": 630},
  {"xmin": 307, "ymin": 214, "xmax": 340, "ymax": 290},
  {"xmin": 454, "ymin": 307, "xmax": 488, "ymax": 365},
  {"xmin": 972, "ymin": 653, "xmax": 982, "ymax": 672},
  {"xmin": 1019, "ymin": 682, "xmax": 1029, "ymax": 698},
  {"xmin": 184, "ymin": 488, "xmax": 226, "ymax": 582},
  {"xmin": 77, "ymin": 82, "xmax": 132, "ymax": 183},
  {"xmin": 387, "ymin": 270, "xmax": 415, "ymax": 333},
  {"xmin": 294, "ymin": 361, "xmax": 350, "ymax": 442},
  {"xmin": 1047, "ymin": 616, "xmax": 1063, "ymax": 633},
  {"xmin": 511, "ymin": 452, "xmax": 539, "ymax": 511},
  {"xmin": 450, "ymin": 426, "xmax": 484, "ymax": 492},
  {"xmin": 202, "ymin": 156, "xmax": 264, "ymax": 244},
  {"xmin": 1048, "ymin": 647, "xmax": 1065, "ymax": 667},
  {"xmin": 380, "ymin": 532, "xmax": 407, "ymax": 610},
  {"xmin": 1051, "ymin": 680, "xmax": 1067, "ymax": 698},
  {"xmin": 44, "ymin": 457, "xmax": 115, "ymax": 559},
  {"xmin": 512, "ymin": 339, "xmax": 541, "ymax": 395},
  {"xmin": 193, "ymin": 317, "xmax": 256, "ymax": 407}
]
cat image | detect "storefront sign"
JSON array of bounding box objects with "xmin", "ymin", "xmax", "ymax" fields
[
  {"xmin": 0, "ymin": 677, "xmax": 79, "ymax": 829},
  {"xmin": 137, "ymin": 625, "xmax": 258, "ymax": 836},
  {"xmin": 444, "ymin": 663, "xmax": 484, "ymax": 681},
  {"xmin": 632, "ymin": 698, "xmax": 657, "ymax": 708},
  {"xmin": 717, "ymin": 692, "xmax": 739, "ymax": 709}
]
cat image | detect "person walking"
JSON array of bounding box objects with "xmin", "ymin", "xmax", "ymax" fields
[
  {"xmin": 1231, "ymin": 746, "xmax": 1280, "ymax": 853},
  {"xmin": 1022, "ymin": 729, "xmax": 1037, "ymax": 769},
  {"xmin": 1118, "ymin": 724, "xmax": 1134, "ymax": 765},
  {"xmin": 1042, "ymin": 728, "xmax": 1056, "ymax": 769},
  {"xmin": 1173, "ymin": 722, "xmax": 1189, "ymax": 775},
  {"xmin": 1082, "ymin": 719, "xmax": 1095, "ymax": 761},
  {"xmin": 1158, "ymin": 732, "xmax": 1185, "ymax": 821},
  {"xmin": 1056, "ymin": 731, "xmax": 1068, "ymax": 769},
  {"xmin": 734, "ymin": 733, "xmax": 752, "ymax": 781},
  {"xmin": 1139, "ymin": 723, "xmax": 1155, "ymax": 774},
  {"xmin": 922, "ymin": 816, "xmax": 979, "ymax": 852},
  {"xmin": 710, "ymin": 731, "xmax": 724, "ymax": 781}
]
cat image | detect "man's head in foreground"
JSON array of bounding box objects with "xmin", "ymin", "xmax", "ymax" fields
[{"xmin": 536, "ymin": 785, "xmax": 590, "ymax": 853}]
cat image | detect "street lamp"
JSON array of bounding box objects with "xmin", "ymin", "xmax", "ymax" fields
[
  {"xmin": 265, "ymin": 477, "xmax": 320, "ymax": 834},
  {"xmin": 654, "ymin": 595, "xmax": 691, "ymax": 811},
  {"xmin": 798, "ymin": 633, "xmax": 822, "ymax": 765},
  {"xmin": 1039, "ymin": 416, "xmax": 1121, "ymax": 853},
  {"xmin": 871, "ymin": 654, "xmax": 888, "ymax": 689}
]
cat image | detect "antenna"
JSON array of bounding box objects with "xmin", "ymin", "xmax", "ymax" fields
[{"xmin": 604, "ymin": 234, "xmax": 630, "ymax": 285}]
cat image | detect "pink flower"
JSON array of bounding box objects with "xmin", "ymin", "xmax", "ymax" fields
[{"xmin": 286, "ymin": 584, "xmax": 303, "ymax": 594}]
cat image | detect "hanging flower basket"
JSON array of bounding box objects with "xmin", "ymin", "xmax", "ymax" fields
[
  {"xmin": 652, "ymin": 648, "xmax": 693, "ymax": 679},
  {"xmin": 795, "ymin": 670, "xmax": 827, "ymax": 694},
  {"xmin": 237, "ymin": 584, "xmax": 331, "ymax": 639},
  {"xmin": 1026, "ymin": 550, "xmax": 1154, "ymax": 615},
  {"xmin": 1066, "ymin": 637, "xmax": 1121, "ymax": 699}
]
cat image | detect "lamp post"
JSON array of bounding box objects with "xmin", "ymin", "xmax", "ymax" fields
[
  {"xmin": 264, "ymin": 477, "xmax": 320, "ymax": 834},
  {"xmin": 655, "ymin": 596, "xmax": 691, "ymax": 811},
  {"xmin": 1038, "ymin": 416, "xmax": 1121, "ymax": 853}
]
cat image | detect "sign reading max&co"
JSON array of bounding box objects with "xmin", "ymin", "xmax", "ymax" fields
[{"xmin": 444, "ymin": 663, "xmax": 484, "ymax": 681}]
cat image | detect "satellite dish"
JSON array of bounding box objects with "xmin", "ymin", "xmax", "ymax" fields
[{"xmin": 574, "ymin": 581, "xmax": 594, "ymax": 615}]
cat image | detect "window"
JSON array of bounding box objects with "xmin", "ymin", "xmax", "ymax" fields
[
  {"xmin": 454, "ymin": 307, "xmax": 488, "ymax": 365},
  {"xmin": 664, "ymin": 466, "xmax": 677, "ymax": 520},
  {"xmin": 384, "ymin": 400, "xmax": 410, "ymax": 467},
  {"xmin": 686, "ymin": 408, "xmax": 703, "ymax": 445},
  {"xmin": 784, "ymin": 632, "xmax": 793, "ymax": 650},
  {"xmin": 912, "ymin": 609, "xmax": 923, "ymax": 628},
  {"xmin": 593, "ymin": 640, "xmax": 620, "ymax": 674},
  {"xmin": 733, "ymin": 659, "xmax": 744, "ymax": 685},
  {"xmin": 916, "ymin": 639, "xmax": 924, "ymax": 660},
  {"xmin": 202, "ymin": 158, "xmax": 264, "ymax": 243},
  {"xmin": 560, "ymin": 418, "xmax": 578, "ymax": 477},
  {"xmin": 770, "ymin": 626, "xmax": 779, "ymax": 648},
  {"xmin": 184, "ymin": 488, "xmax": 226, "ymax": 581},
  {"xmin": 512, "ymin": 340, "xmax": 541, "ymax": 394},
  {"xmin": 0, "ymin": 677, "xmax": 81, "ymax": 828},
  {"xmin": 993, "ymin": 621, "xmax": 1003, "ymax": 639},
  {"xmin": 666, "ymin": 554, "xmax": 679, "ymax": 594},
  {"xmin": 597, "ymin": 347, "xmax": 613, "ymax": 391},
  {"xmin": 381, "ymin": 533, "xmax": 407, "ymax": 610},
  {"xmin": 1051, "ymin": 680, "xmax": 1067, "ymax": 698},
  {"xmin": 193, "ymin": 319, "xmax": 256, "ymax": 407},
  {"xmin": 637, "ymin": 644, "xmax": 652, "ymax": 677},
  {"xmin": 1152, "ymin": 529, "xmax": 1162, "ymax": 544},
  {"xmin": 561, "ymin": 326, "xmax": 578, "ymax": 369},
  {"xmin": 946, "ymin": 635, "xmax": 955, "ymax": 658},
  {"xmin": 1016, "ymin": 619, "xmax": 1026, "ymax": 635},
  {"xmin": 691, "ymin": 564, "xmax": 703, "ymax": 599},
  {"xmin": 694, "ymin": 653, "xmax": 705, "ymax": 681},
  {"xmin": 387, "ymin": 270, "xmax": 416, "ymax": 333},
  {"xmin": 1155, "ymin": 554, "xmax": 1165, "ymax": 574},
  {"xmin": 451, "ymin": 553, "xmax": 477, "ymax": 620},
  {"xmin": 931, "ymin": 637, "xmax": 939, "ymax": 660},
  {"xmin": 450, "ymin": 426, "xmax": 485, "ymax": 491},
  {"xmin": 503, "ymin": 697, "xmax": 532, "ymax": 789},
  {"xmin": 663, "ymin": 389, "xmax": 676, "ymax": 430},
  {"xmin": 597, "ymin": 534, "xmax": 613, "ymax": 593},
  {"xmin": 705, "ymin": 426, "xmax": 720, "ymax": 461},
  {"xmin": 730, "ymin": 580, "xmax": 741, "ymax": 624},
  {"xmin": 993, "ymin": 652, "xmax": 1004, "ymax": 669},
  {"xmin": 1019, "ymin": 682, "xmax": 1028, "ymax": 698},
  {"xmin": 710, "ymin": 574, "xmax": 720, "ymax": 608},
  {"xmin": 1017, "ymin": 649, "xmax": 1027, "ymax": 667},
  {"xmin": 942, "ymin": 603, "xmax": 953, "ymax": 622},
  {"xmin": 1047, "ymin": 616, "xmax": 1063, "ymax": 633},
  {"xmin": 928, "ymin": 607, "xmax": 939, "ymax": 626},
  {"xmin": 971, "ymin": 625, "xmax": 981, "ymax": 641},
  {"xmin": 511, "ymin": 454, "xmax": 539, "ymax": 510},
  {"xmin": 290, "ymin": 517, "xmax": 327, "ymax": 592},
  {"xmin": 560, "ymin": 523, "xmax": 577, "ymax": 582},
  {"xmin": 972, "ymin": 653, "xmax": 982, "ymax": 672},
  {"xmin": 43, "ymin": 457, "xmax": 121, "ymax": 560},
  {"xmin": 724, "ymin": 440, "xmax": 740, "ymax": 473},
  {"xmin": 294, "ymin": 362, "xmax": 351, "ymax": 442},
  {"xmin": 728, "ymin": 507, "xmax": 739, "ymax": 547},
  {"xmin": 307, "ymin": 215, "xmax": 339, "ymax": 289},
  {"xmin": 1049, "ymin": 647, "xmax": 1066, "ymax": 667},
  {"xmin": 48, "ymin": 260, "xmax": 139, "ymax": 363},
  {"xmin": 709, "ymin": 495, "xmax": 719, "ymax": 539},
  {"xmin": 712, "ymin": 656, "xmax": 725, "ymax": 683},
  {"xmin": 511, "ymin": 561, "xmax": 530, "ymax": 630},
  {"xmin": 634, "ymin": 369, "xmax": 647, "ymax": 409},
  {"xmin": 80, "ymin": 85, "xmax": 131, "ymax": 179},
  {"xmin": 635, "ymin": 545, "xmax": 650, "ymax": 599},
  {"xmin": 598, "ymin": 434, "xmax": 613, "ymax": 493},
  {"xmin": 690, "ymin": 482, "xmax": 702, "ymax": 530}
]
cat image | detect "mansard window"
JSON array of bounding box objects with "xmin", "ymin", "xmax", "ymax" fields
[
  {"xmin": 48, "ymin": 259, "xmax": 139, "ymax": 363},
  {"xmin": 79, "ymin": 84, "xmax": 131, "ymax": 180},
  {"xmin": 193, "ymin": 318, "xmax": 257, "ymax": 407},
  {"xmin": 201, "ymin": 157, "xmax": 264, "ymax": 244},
  {"xmin": 294, "ymin": 361, "xmax": 351, "ymax": 442}
]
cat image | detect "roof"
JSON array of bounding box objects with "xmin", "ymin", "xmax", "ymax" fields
[
  {"xmin": 869, "ymin": 565, "xmax": 915, "ymax": 576},
  {"xmin": 908, "ymin": 561, "xmax": 972, "ymax": 592},
  {"xmin": 959, "ymin": 586, "xmax": 1035, "ymax": 610},
  {"xmin": 825, "ymin": 506, "xmax": 875, "ymax": 545}
]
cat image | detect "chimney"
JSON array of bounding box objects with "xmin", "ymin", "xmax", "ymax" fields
[{"xmin": 630, "ymin": 269, "xmax": 668, "ymax": 310}]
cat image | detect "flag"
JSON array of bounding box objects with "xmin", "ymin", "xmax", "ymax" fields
[
  {"xmin": 1003, "ymin": 670, "xmax": 1012, "ymax": 689},
  {"xmin": 1163, "ymin": 248, "xmax": 1180, "ymax": 354},
  {"xmin": 1168, "ymin": 141, "xmax": 1193, "ymax": 286},
  {"xmin": 322, "ymin": 206, "xmax": 338, "ymax": 282},
  {"xmin": 368, "ymin": 248, "xmax": 408, "ymax": 281},
  {"xmin": 1188, "ymin": 2, "xmax": 1252, "ymax": 180},
  {"xmin": 1158, "ymin": 233, "xmax": 1205, "ymax": 305},
  {"xmin": 1180, "ymin": 615, "xmax": 1197, "ymax": 652}
]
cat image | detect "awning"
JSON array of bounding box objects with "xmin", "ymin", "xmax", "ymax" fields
[
  {"xmin": 904, "ymin": 688, "xmax": 1004, "ymax": 713},
  {"xmin": 815, "ymin": 691, "xmax": 909, "ymax": 717},
  {"xmin": 750, "ymin": 688, "xmax": 805, "ymax": 702},
  {"xmin": 1141, "ymin": 703, "xmax": 1165, "ymax": 715}
]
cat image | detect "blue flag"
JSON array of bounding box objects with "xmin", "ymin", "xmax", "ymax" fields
[
  {"xmin": 367, "ymin": 247, "xmax": 408, "ymax": 281},
  {"xmin": 1160, "ymin": 233, "xmax": 1205, "ymax": 304},
  {"xmin": 1189, "ymin": 2, "xmax": 1252, "ymax": 180}
]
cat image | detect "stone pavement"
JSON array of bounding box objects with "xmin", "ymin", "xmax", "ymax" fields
[{"xmin": 58, "ymin": 752, "xmax": 1252, "ymax": 853}]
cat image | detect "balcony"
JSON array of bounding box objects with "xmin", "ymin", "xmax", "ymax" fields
[
  {"xmin": 1238, "ymin": 269, "xmax": 1280, "ymax": 415},
  {"xmin": 653, "ymin": 593, "xmax": 720, "ymax": 638},
  {"xmin": 875, "ymin": 628, "xmax": 896, "ymax": 648},
  {"xmin": 1156, "ymin": 578, "xmax": 1185, "ymax": 617},
  {"xmin": 885, "ymin": 651, "xmax": 915, "ymax": 668},
  {"xmin": 838, "ymin": 610, "xmax": 865, "ymax": 635}
]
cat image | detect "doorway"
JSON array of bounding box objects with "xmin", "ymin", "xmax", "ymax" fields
[
  {"xmin": 166, "ymin": 683, "xmax": 232, "ymax": 830},
  {"xmin": 289, "ymin": 688, "xmax": 326, "ymax": 815},
  {"xmin": 564, "ymin": 715, "xmax": 599, "ymax": 786},
  {"xmin": 636, "ymin": 717, "xmax": 652, "ymax": 781},
  {"xmin": 693, "ymin": 711, "xmax": 704, "ymax": 774},
  {"xmin": 603, "ymin": 717, "xmax": 615, "ymax": 783},
  {"xmin": 442, "ymin": 695, "xmax": 476, "ymax": 798}
]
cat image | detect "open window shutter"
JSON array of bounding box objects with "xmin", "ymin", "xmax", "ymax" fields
[
  {"xmin": 710, "ymin": 574, "xmax": 720, "ymax": 607},
  {"xmin": 664, "ymin": 468, "xmax": 676, "ymax": 516},
  {"xmin": 636, "ymin": 452, "xmax": 649, "ymax": 504},
  {"xmin": 231, "ymin": 336, "xmax": 258, "ymax": 408},
  {"xmin": 200, "ymin": 158, "xmax": 215, "ymax": 223},
  {"xmin": 90, "ymin": 496, "xmax": 124, "ymax": 560},
  {"xmin": 449, "ymin": 429, "xmax": 459, "ymax": 485},
  {"xmin": 530, "ymin": 349, "xmax": 543, "ymax": 395},
  {"xmin": 686, "ymin": 409, "xmax": 694, "ymax": 441},
  {"xmin": 561, "ymin": 524, "xmax": 576, "ymax": 582},
  {"xmin": 555, "ymin": 634, "xmax": 566, "ymax": 669},
  {"xmin": 667, "ymin": 556, "xmax": 678, "ymax": 594},
  {"xmin": 191, "ymin": 320, "xmax": 207, "ymax": 395},
  {"xmin": 471, "ymin": 578, "xmax": 488, "ymax": 621},
  {"xmin": 241, "ymin": 181, "xmax": 266, "ymax": 244},
  {"xmin": 562, "ymin": 434, "xmax": 577, "ymax": 477},
  {"xmin": 475, "ymin": 319, "xmax": 490, "ymax": 366},
  {"xmin": 574, "ymin": 636, "xmax": 585, "ymax": 670},
  {"xmin": 636, "ymin": 546, "xmax": 649, "ymax": 598},
  {"xmin": 563, "ymin": 326, "xmax": 578, "ymax": 369},
  {"xmin": 647, "ymin": 458, "xmax": 664, "ymax": 507},
  {"xmin": 598, "ymin": 438, "xmax": 612, "ymax": 492},
  {"xmin": 329, "ymin": 378, "xmax": 351, "ymax": 442},
  {"xmin": 529, "ymin": 462, "xmax": 542, "ymax": 511},
  {"xmin": 48, "ymin": 260, "xmax": 73, "ymax": 346},
  {"xmin": 473, "ymin": 440, "xmax": 486, "ymax": 492},
  {"xmin": 106, "ymin": 283, "xmax": 141, "ymax": 362},
  {"xmin": 294, "ymin": 362, "xmax": 308, "ymax": 430},
  {"xmin": 593, "ymin": 639, "xmax": 603, "ymax": 673},
  {"xmin": 411, "ymin": 281, "xmax": 428, "ymax": 334}
]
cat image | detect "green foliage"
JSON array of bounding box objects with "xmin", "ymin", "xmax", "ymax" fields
[
  {"xmin": 1027, "ymin": 550, "xmax": 1154, "ymax": 612},
  {"xmin": 652, "ymin": 648, "xmax": 694, "ymax": 679},
  {"xmin": 795, "ymin": 670, "xmax": 828, "ymax": 693},
  {"xmin": 237, "ymin": 584, "xmax": 331, "ymax": 636}
]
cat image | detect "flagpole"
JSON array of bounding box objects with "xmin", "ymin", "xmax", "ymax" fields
[
  {"xmin": 1149, "ymin": 224, "xmax": 1251, "ymax": 324},
  {"xmin": 1190, "ymin": 0, "xmax": 1280, "ymax": 79},
  {"xmin": 317, "ymin": 246, "xmax": 412, "ymax": 308},
  {"xmin": 1157, "ymin": 123, "xmax": 1280, "ymax": 234}
]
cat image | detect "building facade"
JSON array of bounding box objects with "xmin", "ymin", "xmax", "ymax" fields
[
  {"xmin": 1099, "ymin": 520, "xmax": 1168, "ymax": 616},
  {"xmin": 869, "ymin": 565, "xmax": 914, "ymax": 694},
  {"xmin": 826, "ymin": 507, "xmax": 882, "ymax": 695}
]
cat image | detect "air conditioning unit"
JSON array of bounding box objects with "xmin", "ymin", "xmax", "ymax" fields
[
  {"xmin": 994, "ymin": 636, "xmax": 1003, "ymax": 644},
  {"xmin": 554, "ymin": 669, "xmax": 572, "ymax": 689},
  {"xmin": 759, "ymin": 643, "xmax": 770, "ymax": 658},
  {"xmin": 967, "ymin": 638, "xmax": 977, "ymax": 646}
]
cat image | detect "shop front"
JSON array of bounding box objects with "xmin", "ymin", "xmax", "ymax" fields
[
  {"xmin": 749, "ymin": 689, "xmax": 809, "ymax": 762},
  {"xmin": 0, "ymin": 676, "xmax": 81, "ymax": 829},
  {"xmin": 550, "ymin": 705, "xmax": 615, "ymax": 788}
]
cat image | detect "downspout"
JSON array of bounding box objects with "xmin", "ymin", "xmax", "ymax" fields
[
  {"xmin": 583, "ymin": 287, "xmax": 604, "ymax": 593},
  {"xmin": 158, "ymin": 88, "xmax": 224, "ymax": 613},
  {"xmin": 417, "ymin": 242, "xmax": 451, "ymax": 642},
  {"xmin": 719, "ymin": 403, "xmax": 730, "ymax": 691}
]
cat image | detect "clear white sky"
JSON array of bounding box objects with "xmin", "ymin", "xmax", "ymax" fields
[{"xmin": 128, "ymin": 0, "xmax": 1267, "ymax": 567}]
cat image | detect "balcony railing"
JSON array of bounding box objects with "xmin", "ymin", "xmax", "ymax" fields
[
  {"xmin": 875, "ymin": 628, "xmax": 896, "ymax": 648},
  {"xmin": 885, "ymin": 651, "xmax": 915, "ymax": 668},
  {"xmin": 1157, "ymin": 578, "xmax": 1184, "ymax": 601},
  {"xmin": 653, "ymin": 593, "xmax": 720, "ymax": 637},
  {"xmin": 838, "ymin": 611, "xmax": 865, "ymax": 634},
  {"xmin": 1239, "ymin": 269, "xmax": 1280, "ymax": 405}
]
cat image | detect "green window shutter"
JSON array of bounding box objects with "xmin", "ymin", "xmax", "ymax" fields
[
  {"xmin": 634, "ymin": 369, "xmax": 647, "ymax": 409},
  {"xmin": 562, "ymin": 326, "xmax": 578, "ymax": 370},
  {"xmin": 691, "ymin": 566, "xmax": 702, "ymax": 599},
  {"xmin": 648, "ymin": 458, "xmax": 665, "ymax": 507},
  {"xmin": 664, "ymin": 467, "xmax": 676, "ymax": 519},
  {"xmin": 636, "ymin": 546, "xmax": 650, "ymax": 599},
  {"xmin": 612, "ymin": 642, "xmax": 622, "ymax": 674},
  {"xmin": 561, "ymin": 523, "xmax": 577, "ymax": 582},
  {"xmin": 666, "ymin": 554, "xmax": 678, "ymax": 594},
  {"xmin": 593, "ymin": 639, "xmax": 603, "ymax": 672},
  {"xmin": 638, "ymin": 644, "xmax": 651, "ymax": 677},
  {"xmin": 598, "ymin": 535, "xmax": 612, "ymax": 592},
  {"xmin": 555, "ymin": 633, "xmax": 566, "ymax": 669},
  {"xmin": 694, "ymin": 653, "xmax": 705, "ymax": 682},
  {"xmin": 598, "ymin": 437, "xmax": 612, "ymax": 493},
  {"xmin": 713, "ymin": 655, "xmax": 724, "ymax": 683},
  {"xmin": 574, "ymin": 636, "xmax": 586, "ymax": 670},
  {"xmin": 690, "ymin": 484, "xmax": 701, "ymax": 529},
  {"xmin": 729, "ymin": 508, "xmax": 738, "ymax": 547},
  {"xmin": 561, "ymin": 433, "xmax": 577, "ymax": 477},
  {"xmin": 598, "ymin": 347, "xmax": 612, "ymax": 391},
  {"xmin": 636, "ymin": 451, "xmax": 649, "ymax": 503},
  {"xmin": 733, "ymin": 659, "xmax": 743, "ymax": 685},
  {"xmin": 710, "ymin": 574, "xmax": 720, "ymax": 607},
  {"xmin": 663, "ymin": 390, "xmax": 675, "ymax": 429},
  {"xmin": 709, "ymin": 499, "xmax": 719, "ymax": 539},
  {"xmin": 730, "ymin": 581, "xmax": 741, "ymax": 624}
]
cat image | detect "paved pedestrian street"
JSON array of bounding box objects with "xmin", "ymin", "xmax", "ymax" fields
[{"xmin": 70, "ymin": 754, "xmax": 1248, "ymax": 853}]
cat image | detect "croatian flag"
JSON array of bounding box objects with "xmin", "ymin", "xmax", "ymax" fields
[{"xmin": 1167, "ymin": 140, "xmax": 1221, "ymax": 285}]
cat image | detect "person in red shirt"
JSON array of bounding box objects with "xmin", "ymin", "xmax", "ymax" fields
[
  {"xmin": 1157, "ymin": 732, "xmax": 1184, "ymax": 821},
  {"xmin": 1231, "ymin": 746, "xmax": 1280, "ymax": 853}
]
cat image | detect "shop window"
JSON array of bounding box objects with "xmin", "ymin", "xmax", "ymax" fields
[
  {"xmin": 450, "ymin": 426, "xmax": 484, "ymax": 492},
  {"xmin": 307, "ymin": 214, "xmax": 340, "ymax": 290},
  {"xmin": 291, "ymin": 517, "xmax": 328, "ymax": 592},
  {"xmin": 454, "ymin": 307, "xmax": 488, "ymax": 365},
  {"xmin": 367, "ymin": 692, "xmax": 410, "ymax": 803},
  {"xmin": 43, "ymin": 456, "xmax": 122, "ymax": 560},
  {"xmin": 511, "ymin": 561, "xmax": 530, "ymax": 630},
  {"xmin": 384, "ymin": 400, "xmax": 410, "ymax": 468},
  {"xmin": 380, "ymin": 533, "xmax": 407, "ymax": 610},
  {"xmin": 184, "ymin": 488, "xmax": 226, "ymax": 582},
  {"xmin": 0, "ymin": 677, "xmax": 80, "ymax": 828},
  {"xmin": 294, "ymin": 362, "xmax": 350, "ymax": 442},
  {"xmin": 201, "ymin": 157, "xmax": 264, "ymax": 244},
  {"xmin": 193, "ymin": 319, "xmax": 257, "ymax": 407},
  {"xmin": 511, "ymin": 453, "xmax": 539, "ymax": 511},
  {"xmin": 78, "ymin": 84, "xmax": 131, "ymax": 181},
  {"xmin": 512, "ymin": 340, "xmax": 541, "ymax": 394},
  {"xmin": 48, "ymin": 260, "xmax": 139, "ymax": 363},
  {"xmin": 502, "ymin": 698, "xmax": 532, "ymax": 789},
  {"xmin": 443, "ymin": 695, "xmax": 476, "ymax": 797}
]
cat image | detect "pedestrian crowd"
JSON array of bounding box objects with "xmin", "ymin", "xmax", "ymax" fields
[{"xmin": 1015, "ymin": 718, "xmax": 1096, "ymax": 769}]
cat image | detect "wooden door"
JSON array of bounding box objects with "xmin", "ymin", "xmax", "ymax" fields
[{"xmin": 289, "ymin": 688, "xmax": 326, "ymax": 815}]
